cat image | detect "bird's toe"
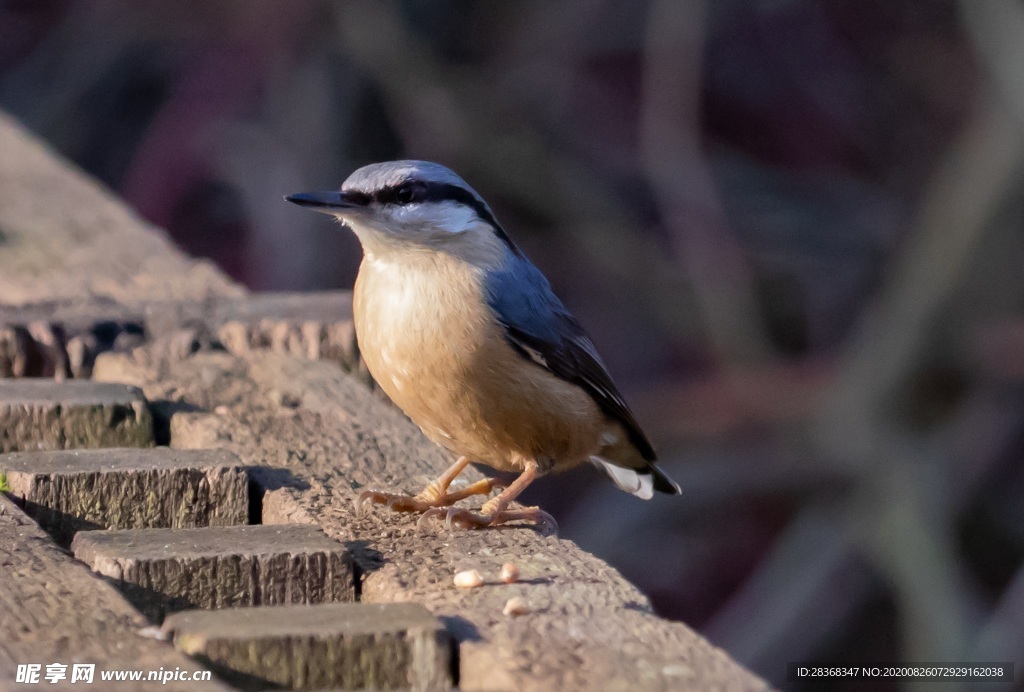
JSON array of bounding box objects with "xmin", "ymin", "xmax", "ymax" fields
[
  {"xmin": 418, "ymin": 504, "xmax": 557, "ymax": 534},
  {"xmin": 356, "ymin": 489, "xmax": 432, "ymax": 515}
]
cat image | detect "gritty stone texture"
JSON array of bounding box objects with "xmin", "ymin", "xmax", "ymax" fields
[
  {"xmin": 0, "ymin": 292, "xmax": 357, "ymax": 379},
  {"xmin": 141, "ymin": 291, "xmax": 363, "ymax": 381},
  {"xmin": 1, "ymin": 448, "xmax": 248, "ymax": 545},
  {"xmin": 0, "ymin": 300, "xmax": 145, "ymax": 378},
  {"xmin": 71, "ymin": 525, "xmax": 355, "ymax": 622},
  {"xmin": 0, "ymin": 495, "xmax": 230, "ymax": 691},
  {"xmin": 162, "ymin": 603, "xmax": 452, "ymax": 690},
  {"xmin": 213, "ymin": 292, "xmax": 361, "ymax": 377},
  {"xmin": 0, "ymin": 380, "xmax": 153, "ymax": 452},
  {"xmin": 95, "ymin": 349, "xmax": 768, "ymax": 691}
]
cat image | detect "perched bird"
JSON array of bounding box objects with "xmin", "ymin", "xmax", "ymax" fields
[{"xmin": 287, "ymin": 161, "xmax": 680, "ymax": 531}]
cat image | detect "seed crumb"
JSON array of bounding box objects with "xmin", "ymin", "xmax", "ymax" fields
[
  {"xmin": 503, "ymin": 597, "xmax": 529, "ymax": 616},
  {"xmin": 500, "ymin": 562, "xmax": 520, "ymax": 583},
  {"xmin": 454, "ymin": 569, "xmax": 484, "ymax": 588}
]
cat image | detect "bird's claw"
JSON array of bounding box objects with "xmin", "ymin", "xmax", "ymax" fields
[
  {"xmin": 493, "ymin": 507, "xmax": 557, "ymax": 535},
  {"xmin": 356, "ymin": 489, "xmax": 428, "ymax": 516},
  {"xmin": 354, "ymin": 491, "xmax": 375, "ymax": 517},
  {"xmin": 358, "ymin": 483, "xmax": 555, "ymax": 535},
  {"xmin": 418, "ymin": 505, "xmax": 558, "ymax": 535}
]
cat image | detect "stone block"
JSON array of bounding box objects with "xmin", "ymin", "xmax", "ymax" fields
[
  {"xmin": 0, "ymin": 380, "xmax": 152, "ymax": 451},
  {"xmin": 71, "ymin": 525, "xmax": 354, "ymax": 621},
  {"xmin": 1, "ymin": 447, "xmax": 248, "ymax": 545},
  {"xmin": 163, "ymin": 603, "xmax": 452, "ymax": 690}
]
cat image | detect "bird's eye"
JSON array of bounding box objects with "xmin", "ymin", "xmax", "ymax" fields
[{"xmin": 395, "ymin": 184, "xmax": 416, "ymax": 204}]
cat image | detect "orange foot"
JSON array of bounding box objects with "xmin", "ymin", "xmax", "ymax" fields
[
  {"xmin": 419, "ymin": 504, "xmax": 557, "ymax": 535},
  {"xmin": 420, "ymin": 461, "xmax": 557, "ymax": 534},
  {"xmin": 360, "ymin": 457, "xmax": 557, "ymax": 536},
  {"xmin": 356, "ymin": 456, "xmax": 503, "ymax": 515},
  {"xmin": 356, "ymin": 477, "xmax": 500, "ymax": 514}
]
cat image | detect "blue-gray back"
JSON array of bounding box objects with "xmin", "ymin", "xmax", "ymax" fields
[{"xmin": 484, "ymin": 255, "xmax": 657, "ymax": 461}]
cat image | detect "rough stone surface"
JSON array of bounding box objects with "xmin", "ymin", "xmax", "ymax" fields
[
  {"xmin": 213, "ymin": 292, "xmax": 362, "ymax": 378},
  {"xmin": 71, "ymin": 525, "xmax": 356, "ymax": 622},
  {"xmin": 95, "ymin": 349, "xmax": 767, "ymax": 691},
  {"xmin": 0, "ymin": 292, "xmax": 357, "ymax": 379},
  {"xmin": 0, "ymin": 300, "xmax": 146, "ymax": 378},
  {"xmin": 141, "ymin": 291, "xmax": 363, "ymax": 382},
  {"xmin": 1, "ymin": 448, "xmax": 248, "ymax": 545},
  {"xmin": 0, "ymin": 380, "xmax": 153, "ymax": 452},
  {"xmin": 162, "ymin": 603, "xmax": 452, "ymax": 690},
  {"xmin": 0, "ymin": 495, "xmax": 229, "ymax": 691}
]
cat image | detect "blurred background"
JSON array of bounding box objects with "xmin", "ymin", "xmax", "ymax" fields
[{"xmin": 2, "ymin": 1, "xmax": 1023, "ymax": 689}]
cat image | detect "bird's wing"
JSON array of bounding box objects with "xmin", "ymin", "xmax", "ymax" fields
[{"xmin": 484, "ymin": 258, "xmax": 657, "ymax": 462}]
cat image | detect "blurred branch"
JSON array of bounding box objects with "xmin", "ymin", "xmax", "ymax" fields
[
  {"xmin": 707, "ymin": 386, "xmax": 1021, "ymax": 680},
  {"xmin": 814, "ymin": 99, "xmax": 1024, "ymax": 463},
  {"xmin": 709, "ymin": 81, "xmax": 1024, "ymax": 678},
  {"xmin": 959, "ymin": 0, "xmax": 1024, "ymax": 127},
  {"xmin": 640, "ymin": 0, "xmax": 769, "ymax": 364},
  {"xmin": 814, "ymin": 93, "xmax": 1024, "ymax": 671}
]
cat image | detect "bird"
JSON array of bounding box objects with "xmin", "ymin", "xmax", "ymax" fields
[{"xmin": 286, "ymin": 160, "xmax": 680, "ymax": 532}]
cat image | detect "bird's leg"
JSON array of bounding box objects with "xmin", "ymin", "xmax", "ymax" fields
[
  {"xmin": 421, "ymin": 460, "xmax": 557, "ymax": 534},
  {"xmin": 436, "ymin": 478, "xmax": 502, "ymax": 503},
  {"xmin": 356, "ymin": 456, "xmax": 502, "ymax": 514},
  {"xmin": 411, "ymin": 454, "xmax": 472, "ymax": 503}
]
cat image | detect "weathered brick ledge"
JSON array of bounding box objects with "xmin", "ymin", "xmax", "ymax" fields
[{"xmin": 0, "ymin": 109, "xmax": 766, "ymax": 690}]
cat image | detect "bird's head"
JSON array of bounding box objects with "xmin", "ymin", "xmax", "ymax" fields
[{"xmin": 287, "ymin": 160, "xmax": 517, "ymax": 265}]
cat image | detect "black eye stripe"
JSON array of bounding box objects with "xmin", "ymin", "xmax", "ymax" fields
[
  {"xmin": 419, "ymin": 183, "xmax": 520, "ymax": 253},
  {"xmin": 366, "ymin": 180, "xmax": 522, "ymax": 255},
  {"xmin": 345, "ymin": 190, "xmax": 372, "ymax": 206},
  {"xmin": 421, "ymin": 184, "xmax": 492, "ymax": 222},
  {"xmin": 375, "ymin": 182, "xmax": 423, "ymax": 205}
]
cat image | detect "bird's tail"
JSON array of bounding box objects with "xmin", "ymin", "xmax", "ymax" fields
[{"xmin": 590, "ymin": 456, "xmax": 681, "ymax": 499}]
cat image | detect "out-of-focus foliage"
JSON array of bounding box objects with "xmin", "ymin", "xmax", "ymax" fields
[{"xmin": 3, "ymin": 1, "xmax": 1023, "ymax": 689}]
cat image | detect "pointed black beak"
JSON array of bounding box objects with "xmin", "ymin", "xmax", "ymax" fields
[{"xmin": 285, "ymin": 191, "xmax": 359, "ymax": 211}]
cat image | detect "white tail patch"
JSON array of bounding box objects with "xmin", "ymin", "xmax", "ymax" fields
[{"xmin": 591, "ymin": 457, "xmax": 654, "ymax": 500}]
